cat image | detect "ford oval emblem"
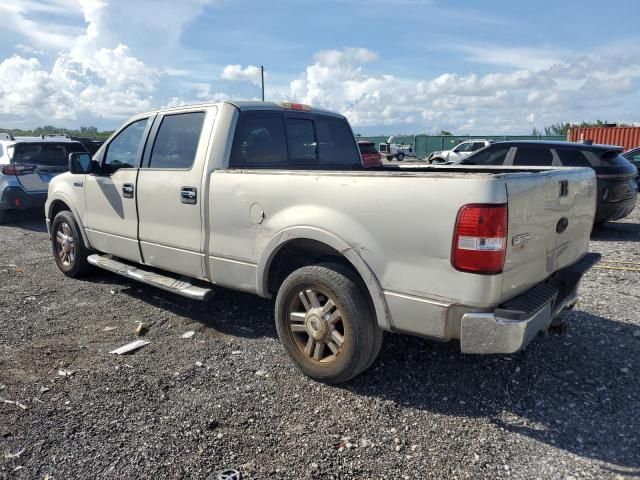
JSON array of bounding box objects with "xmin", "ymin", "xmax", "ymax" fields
[{"xmin": 556, "ymin": 217, "xmax": 569, "ymax": 233}]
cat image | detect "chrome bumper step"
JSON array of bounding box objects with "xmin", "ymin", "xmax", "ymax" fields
[{"xmin": 87, "ymin": 254, "xmax": 214, "ymax": 301}]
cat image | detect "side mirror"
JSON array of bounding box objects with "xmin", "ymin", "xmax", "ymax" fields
[{"xmin": 68, "ymin": 152, "xmax": 92, "ymax": 174}]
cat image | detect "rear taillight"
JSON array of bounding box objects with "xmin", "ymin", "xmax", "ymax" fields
[
  {"xmin": 0, "ymin": 164, "xmax": 37, "ymax": 175},
  {"xmin": 452, "ymin": 204, "xmax": 507, "ymax": 274}
]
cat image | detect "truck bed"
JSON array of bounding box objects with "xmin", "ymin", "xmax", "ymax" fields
[{"xmin": 210, "ymin": 165, "xmax": 596, "ymax": 339}]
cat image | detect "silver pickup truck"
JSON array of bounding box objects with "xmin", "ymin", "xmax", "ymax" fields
[{"xmin": 46, "ymin": 101, "xmax": 600, "ymax": 383}]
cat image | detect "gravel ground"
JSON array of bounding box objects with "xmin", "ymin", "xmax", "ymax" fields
[{"xmin": 1, "ymin": 205, "xmax": 639, "ymax": 480}]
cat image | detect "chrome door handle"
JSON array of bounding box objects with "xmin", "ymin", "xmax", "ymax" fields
[
  {"xmin": 181, "ymin": 187, "xmax": 197, "ymax": 205},
  {"xmin": 122, "ymin": 183, "xmax": 134, "ymax": 198}
]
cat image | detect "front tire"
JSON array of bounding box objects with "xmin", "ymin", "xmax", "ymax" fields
[
  {"xmin": 275, "ymin": 265, "xmax": 381, "ymax": 384},
  {"xmin": 51, "ymin": 210, "xmax": 92, "ymax": 277}
]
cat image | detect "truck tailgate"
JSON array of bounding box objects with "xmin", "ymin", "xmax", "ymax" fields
[{"xmin": 502, "ymin": 167, "xmax": 596, "ymax": 300}]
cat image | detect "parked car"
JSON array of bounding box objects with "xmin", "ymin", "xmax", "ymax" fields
[
  {"xmin": 428, "ymin": 139, "xmax": 493, "ymax": 164},
  {"xmin": 357, "ymin": 140, "xmax": 382, "ymax": 167},
  {"xmin": 46, "ymin": 101, "xmax": 598, "ymax": 383},
  {"xmin": 623, "ymin": 147, "xmax": 640, "ymax": 185},
  {"xmin": 0, "ymin": 133, "xmax": 87, "ymax": 224},
  {"xmin": 457, "ymin": 141, "xmax": 638, "ymax": 225},
  {"xmin": 379, "ymin": 136, "xmax": 415, "ymax": 161}
]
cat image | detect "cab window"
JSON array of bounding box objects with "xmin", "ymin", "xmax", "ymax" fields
[
  {"xmin": 103, "ymin": 118, "xmax": 150, "ymax": 173},
  {"xmin": 316, "ymin": 116, "xmax": 360, "ymax": 166},
  {"xmin": 286, "ymin": 118, "xmax": 316, "ymax": 164},
  {"xmin": 454, "ymin": 142, "xmax": 472, "ymax": 153},
  {"xmin": 229, "ymin": 111, "xmax": 359, "ymax": 168},
  {"xmin": 148, "ymin": 112, "xmax": 205, "ymax": 169},
  {"xmin": 229, "ymin": 112, "xmax": 288, "ymax": 167}
]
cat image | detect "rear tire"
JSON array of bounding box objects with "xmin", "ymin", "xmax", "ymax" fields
[
  {"xmin": 0, "ymin": 209, "xmax": 7, "ymax": 225},
  {"xmin": 397, "ymin": 153, "xmax": 405, "ymax": 161},
  {"xmin": 275, "ymin": 264, "xmax": 382, "ymax": 384},
  {"xmin": 386, "ymin": 156, "xmax": 392, "ymax": 161},
  {"xmin": 51, "ymin": 210, "xmax": 92, "ymax": 277}
]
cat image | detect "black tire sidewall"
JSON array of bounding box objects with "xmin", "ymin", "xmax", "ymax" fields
[
  {"xmin": 51, "ymin": 211, "xmax": 90, "ymax": 277},
  {"xmin": 275, "ymin": 266, "xmax": 375, "ymax": 383}
]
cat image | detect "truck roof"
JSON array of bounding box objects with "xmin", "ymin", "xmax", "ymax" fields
[{"xmin": 138, "ymin": 101, "xmax": 345, "ymax": 119}]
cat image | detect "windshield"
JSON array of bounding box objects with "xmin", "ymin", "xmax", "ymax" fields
[{"xmin": 8, "ymin": 142, "xmax": 86, "ymax": 166}]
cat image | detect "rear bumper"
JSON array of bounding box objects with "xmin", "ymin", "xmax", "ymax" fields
[
  {"xmin": 460, "ymin": 253, "xmax": 601, "ymax": 354},
  {"xmin": 0, "ymin": 186, "xmax": 47, "ymax": 210}
]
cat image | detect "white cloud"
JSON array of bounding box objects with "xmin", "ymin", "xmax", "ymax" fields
[
  {"xmin": 0, "ymin": 0, "xmax": 82, "ymax": 50},
  {"xmin": 283, "ymin": 46, "xmax": 640, "ymax": 133},
  {"xmin": 0, "ymin": 1, "xmax": 638, "ymax": 134},
  {"xmin": 456, "ymin": 44, "xmax": 566, "ymax": 71},
  {"xmin": 0, "ymin": 46, "xmax": 157, "ymax": 121},
  {"xmin": 221, "ymin": 64, "xmax": 263, "ymax": 86},
  {"xmin": 0, "ymin": 0, "xmax": 217, "ymax": 124}
]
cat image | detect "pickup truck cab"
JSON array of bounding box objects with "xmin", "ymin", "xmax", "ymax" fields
[{"xmin": 46, "ymin": 101, "xmax": 599, "ymax": 383}]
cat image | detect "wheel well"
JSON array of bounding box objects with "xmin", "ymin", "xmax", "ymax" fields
[
  {"xmin": 267, "ymin": 239, "xmax": 367, "ymax": 298},
  {"xmin": 49, "ymin": 200, "xmax": 71, "ymax": 219}
]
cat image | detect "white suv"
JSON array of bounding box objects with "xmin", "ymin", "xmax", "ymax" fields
[{"xmin": 428, "ymin": 139, "xmax": 493, "ymax": 164}]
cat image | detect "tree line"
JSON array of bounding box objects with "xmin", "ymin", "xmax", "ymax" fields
[{"xmin": 0, "ymin": 125, "xmax": 114, "ymax": 140}]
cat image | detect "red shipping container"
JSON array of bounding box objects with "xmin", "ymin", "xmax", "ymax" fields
[{"xmin": 567, "ymin": 127, "xmax": 640, "ymax": 151}]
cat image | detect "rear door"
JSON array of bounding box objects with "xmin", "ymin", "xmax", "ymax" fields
[
  {"xmin": 84, "ymin": 116, "xmax": 153, "ymax": 263},
  {"xmin": 136, "ymin": 108, "xmax": 213, "ymax": 278},
  {"xmin": 11, "ymin": 142, "xmax": 84, "ymax": 193},
  {"xmin": 501, "ymin": 167, "xmax": 596, "ymax": 299}
]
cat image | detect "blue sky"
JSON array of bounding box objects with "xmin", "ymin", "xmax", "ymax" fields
[{"xmin": 0, "ymin": 0, "xmax": 638, "ymax": 134}]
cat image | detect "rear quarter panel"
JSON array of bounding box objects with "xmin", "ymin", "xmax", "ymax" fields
[{"xmin": 208, "ymin": 170, "xmax": 511, "ymax": 318}]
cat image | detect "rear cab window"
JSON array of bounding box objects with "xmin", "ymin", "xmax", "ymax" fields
[
  {"xmin": 229, "ymin": 110, "xmax": 360, "ymax": 169},
  {"xmin": 230, "ymin": 112, "xmax": 288, "ymax": 167}
]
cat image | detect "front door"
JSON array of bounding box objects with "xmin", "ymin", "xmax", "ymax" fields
[
  {"xmin": 449, "ymin": 142, "xmax": 472, "ymax": 163},
  {"xmin": 136, "ymin": 108, "xmax": 213, "ymax": 278},
  {"xmin": 84, "ymin": 117, "xmax": 153, "ymax": 263}
]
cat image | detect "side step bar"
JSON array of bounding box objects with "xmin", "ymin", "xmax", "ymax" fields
[{"xmin": 87, "ymin": 254, "xmax": 214, "ymax": 301}]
